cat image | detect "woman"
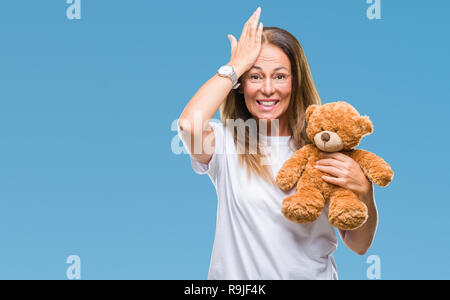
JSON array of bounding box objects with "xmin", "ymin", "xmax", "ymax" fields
[{"xmin": 177, "ymin": 7, "xmax": 377, "ymax": 280}]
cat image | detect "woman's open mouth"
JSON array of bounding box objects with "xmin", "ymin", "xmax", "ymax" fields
[{"xmin": 256, "ymin": 99, "xmax": 280, "ymax": 111}]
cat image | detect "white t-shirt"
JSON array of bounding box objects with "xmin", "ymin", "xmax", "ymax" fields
[{"xmin": 178, "ymin": 120, "xmax": 338, "ymax": 280}]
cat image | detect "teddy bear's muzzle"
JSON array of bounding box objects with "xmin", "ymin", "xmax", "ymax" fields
[{"xmin": 314, "ymin": 131, "xmax": 344, "ymax": 152}]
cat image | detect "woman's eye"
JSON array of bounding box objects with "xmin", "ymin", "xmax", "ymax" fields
[{"xmin": 250, "ymin": 74, "xmax": 288, "ymax": 80}]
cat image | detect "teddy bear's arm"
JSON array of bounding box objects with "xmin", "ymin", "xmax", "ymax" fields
[
  {"xmin": 276, "ymin": 144, "xmax": 313, "ymax": 191},
  {"xmin": 351, "ymin": 149, "xmax": 394, "ymax": 187}
]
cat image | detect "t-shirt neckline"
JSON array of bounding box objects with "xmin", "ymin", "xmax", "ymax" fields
[{"xmin": 258, "ymin": 133, "xmax": 292, "ymax": 145}]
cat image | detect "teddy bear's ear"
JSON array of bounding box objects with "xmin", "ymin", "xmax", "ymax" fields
[
  {"xmin": 358, "ymin": 116, "xmax": 374, "ymax": 135},
  {"xmin": 305, "ymin": 104, "xmax": 318, "ymax": 123}
]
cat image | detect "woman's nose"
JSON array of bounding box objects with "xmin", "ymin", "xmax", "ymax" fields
[{"xmin": 261, "ymin": 78, "xmax": 275, "ymax": 95}]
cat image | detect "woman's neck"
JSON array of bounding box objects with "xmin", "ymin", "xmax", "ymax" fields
[{"xmin": 257, "ymin": 118, "xmax": 290, "ymax": 137}]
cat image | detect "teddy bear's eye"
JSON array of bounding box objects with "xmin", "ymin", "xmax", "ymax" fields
[{"xmin": 321, "ymin": 127, "xmax": 325, "ymax": 131}]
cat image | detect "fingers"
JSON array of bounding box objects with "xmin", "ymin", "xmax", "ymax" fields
[
  {"xmin": 240, "ymin": 8, "xmax": 257, "ymax": 40},
  {"xmin": 229, "ymin": 7, "xmax": 262, "ymax": 71},
  {"xmin": 320, "ymin": 151, "xmax": 348, "ymax": 162},
  {"xmin": 241, "ymin": 7, "xmax": 261, "ymax": 41},
  {"xmin": 321, "ymin": 175, "xmax": 345, "ymax": 188},
  {"xmin": 228, "ymin": 34, "xmax": 237, "ymax": 55},
  {"xmin": 248, "ymin": 7, "xmax": 261, "ymax": 40},
  {"xmin": 247, "ymin": 7, "xmax": 261, "ymax": 41},
  {"xmin": 315, "ymin": 158, "xmax": 346, "ymax": 169},
  {"xmin": 256, "ymin": 22, "xmax": 263, "ymax": 44},
  {"xmin": 314, "ymin": 164, "xmax": 346, "ymax": 178}
]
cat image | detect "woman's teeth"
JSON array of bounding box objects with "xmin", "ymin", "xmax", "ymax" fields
[{"xmin": 257, "ymin": 100, "xmax": 278, "ymax": 106}]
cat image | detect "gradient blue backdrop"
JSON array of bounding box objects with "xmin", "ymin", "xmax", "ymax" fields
[{"xmin": 0, "ymin": 0, "xmax": 448, "ymax": 279}]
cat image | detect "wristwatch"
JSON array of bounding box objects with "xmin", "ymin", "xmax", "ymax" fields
[{"xmin": 217, "ymin": 65, "xmax": 240, "ymax": 89}]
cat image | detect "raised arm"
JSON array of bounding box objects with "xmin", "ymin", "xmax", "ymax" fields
[
  {"xmin": 276, "ymin": 144, "xmax": 313, "ymax": 191},
  {"xmin": 351, "ymin": 149, "xmax": 394, "ymax": 187},
  {"xmin": 178, "ymin": 7, "xmax": 263, "ymax": 164}
]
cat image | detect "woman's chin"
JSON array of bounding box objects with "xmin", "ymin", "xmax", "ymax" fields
[{"xmin": 253, "ymin": 111, "xmax": 282, "ymax": 122}]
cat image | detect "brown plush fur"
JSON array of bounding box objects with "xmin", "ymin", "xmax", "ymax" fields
[{"xmin": 276, "ymin": 102, "xmax": 394, "ymax": 230}]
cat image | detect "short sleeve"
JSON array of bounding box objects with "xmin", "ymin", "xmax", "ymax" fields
[{"xmin": 177, "ymin": 120, "xmax": 226, "ymax": 180}]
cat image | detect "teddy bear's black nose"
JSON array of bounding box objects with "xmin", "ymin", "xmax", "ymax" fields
[{"xmin": 321, "ymin": 132, "xmax": 330, "ymax": 142}]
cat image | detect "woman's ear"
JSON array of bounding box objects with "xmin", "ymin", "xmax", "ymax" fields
[{"xmin": 305, "ymin": 104, "xmax": 318, "ymax": 123}]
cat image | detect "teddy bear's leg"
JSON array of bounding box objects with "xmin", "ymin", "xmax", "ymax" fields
[
  {"xmin": 328, "ymin": 188, "xmax": 368, "ymax": 230},
  {"xmin": 281, "ymin": 181, "xmax": 325, "ymax": 224}
]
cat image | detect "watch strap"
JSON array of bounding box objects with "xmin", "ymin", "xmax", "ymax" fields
[
  {"xmin": 230, "ymin": 71, "xmax": 240, "ymax": 89},
  {"xmin": 217, "ymin": 65, "xmax": 240, "ymax": 89}
]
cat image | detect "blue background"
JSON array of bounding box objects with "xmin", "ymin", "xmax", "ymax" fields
[{"xmin": 0, "ymin": 0, "xmax": 448, "ymax": 279}]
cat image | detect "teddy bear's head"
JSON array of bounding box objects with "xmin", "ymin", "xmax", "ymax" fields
[{"xmin": 305, "ymin": 101, "xmax": 373, "ymax": 152}]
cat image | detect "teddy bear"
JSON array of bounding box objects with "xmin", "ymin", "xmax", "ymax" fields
[{"xmin": 276, "ymin": 101, "xmax": 394, "ymax": 230}]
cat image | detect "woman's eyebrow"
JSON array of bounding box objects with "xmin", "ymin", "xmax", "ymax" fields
[{"xmin": 251, "ymin": 66, "xmax": 288, "ymax": 71}]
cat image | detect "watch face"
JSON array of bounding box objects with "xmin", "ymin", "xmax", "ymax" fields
[{"xmin": 219, "ymin": 65, "xmax": 232, "ymax": 76}]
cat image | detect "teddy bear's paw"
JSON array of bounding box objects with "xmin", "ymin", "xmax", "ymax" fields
[
  {"xmin": 372, "ymin": 172, "xmax": 394, "ymax": 187},
  {"xmin": 368, "ymin": 165, "xmax": 394, "ymax": 187},
  {"xmin": 276, "ymin": 173, "xmax": 296, "ymax": 191},
  {"xmin": 281, "ymin": 194, "xmax": 324, "ymax": 224},
  {"xmin": 328, "ymin": 200, "xmax": 368, "ymax": 230}
]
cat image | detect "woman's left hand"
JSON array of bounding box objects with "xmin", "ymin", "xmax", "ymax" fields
[{"xmin": 314, "ymin": 151, "xmax": 372, "ymax": 199}]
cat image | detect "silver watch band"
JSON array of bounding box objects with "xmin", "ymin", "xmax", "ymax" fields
[
  {"xmin": 217, "ymin": 65, "xmax": 241, "ymax": 89},
  {"xmin": 230, "ymin": 72, "xmax": 240, "ymax": 89}
]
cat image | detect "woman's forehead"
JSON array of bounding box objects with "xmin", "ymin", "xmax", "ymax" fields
[
  {"xmin": 251, "ymin": 65, "xmax": 289, "ymax": 72},
  {"xmin": 254, "ymin": 45, "xmax": 291, "ymax": 71}
]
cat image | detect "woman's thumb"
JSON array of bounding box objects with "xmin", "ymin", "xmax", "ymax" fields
[{"xmin": 228, "ymin": 34, "xmax": 237, "ymax": 52}]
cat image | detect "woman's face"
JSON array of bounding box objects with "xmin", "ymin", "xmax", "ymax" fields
[{"xmin": 241, "ymin": 43, "xmax": 292, "ymax": 124}]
